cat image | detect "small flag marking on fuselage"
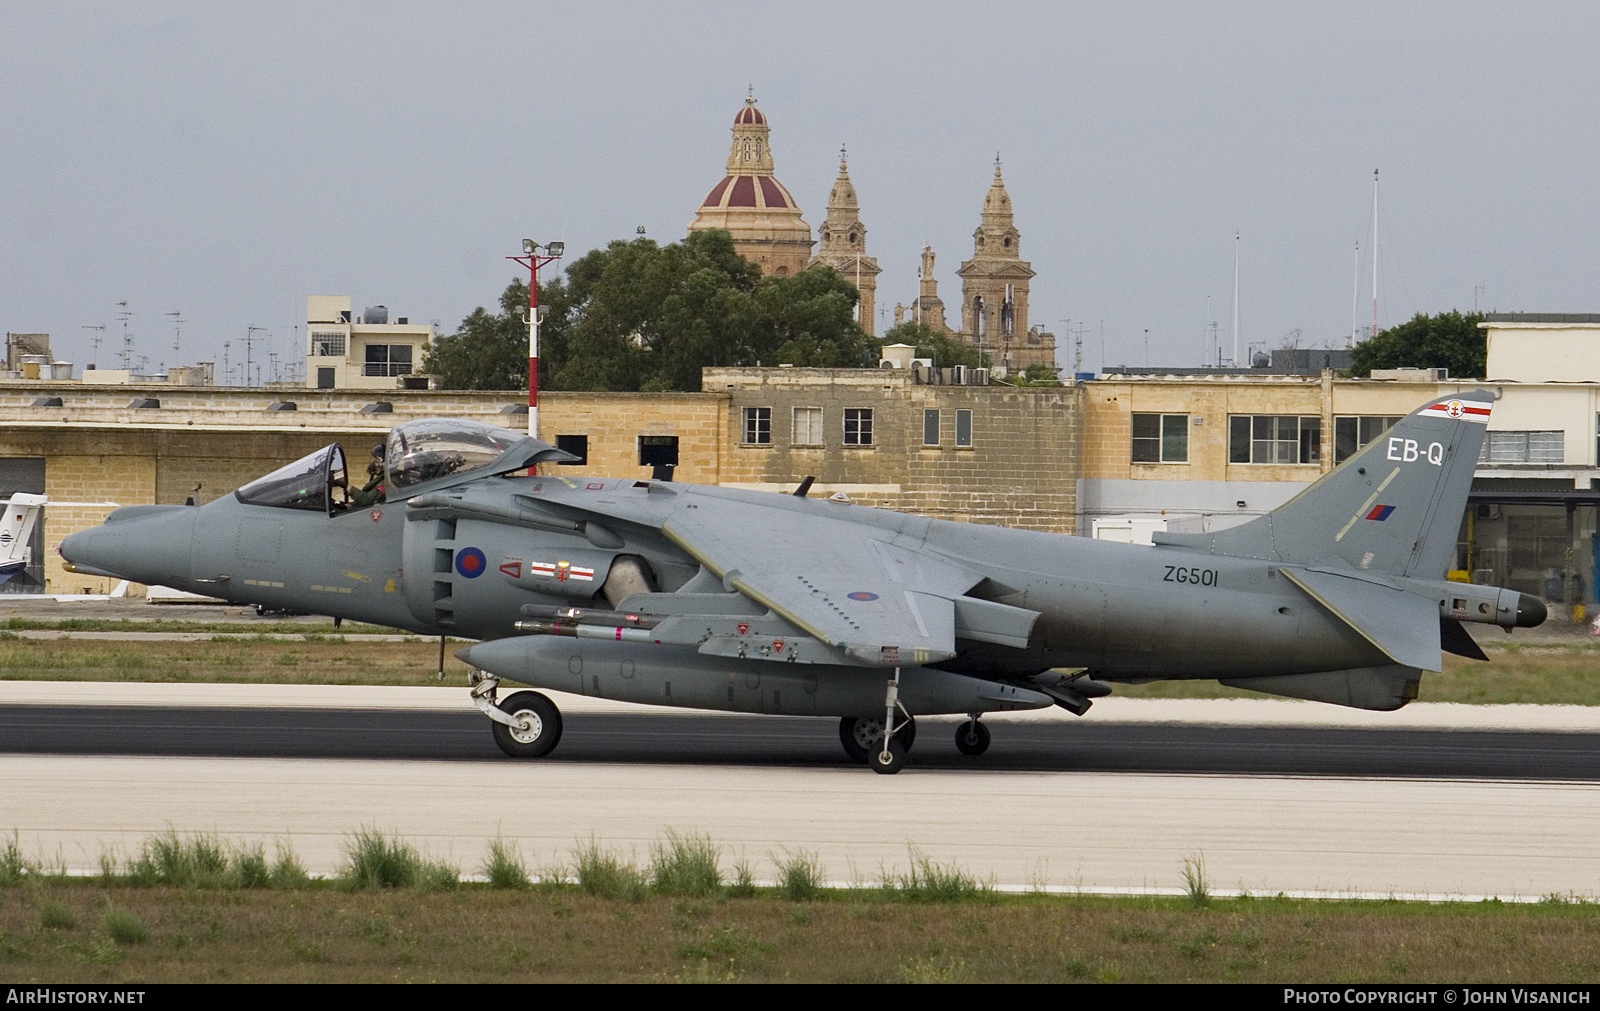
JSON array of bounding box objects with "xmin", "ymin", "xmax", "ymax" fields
[{"xmin": 1366, "ymin": 504, "xmax": 1396, "ymax": 521}]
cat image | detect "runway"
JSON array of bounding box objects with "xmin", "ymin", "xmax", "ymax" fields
[{"xmin": 4, "ymin": 683, "xmax": 1599, "ymax": 898}]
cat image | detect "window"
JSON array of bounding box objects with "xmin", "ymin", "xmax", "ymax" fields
[
  {"xmin": 1228, "ymin": 415, "xmax": 1321, "ymax": 464},
  {"xmin": 742, "ymin": 407, "xmax": 771, "ymax": 445},
  {"xmin": 1334, "ymin": 416, "xmax": 1403, "ymax": 464},
  {"xmin": 316, "ymin": 367, "xmax": 336, "ymax": 390},
  {"xmin": 923, "ymin": 409, "xmax": 940, "ymax": 446},
  {"xmin": 793, "ymin": 407, "xmax": 823, "ymax": 446},
  {"xmin": 1132, "ymin": 413, "xmax": 1189, "ymax": 463},
  {"xmin": 1481, "ymin": 431, "xmax": 1564, "ymax": 464},
  {"xmin": 554, "ymin": 434, "xmax": 587, "ymax": 465},
  {"xmin": 638, "ymin": 435, "xmax": 679, "ymax": 468},
  {"xmin": 363, "ymin": 344, "xmax": 414, "ymax": 377},
  {"xmin": 844, "ymin": 408, "xmax": 873, "ymax": 446},
  {"xmin": 311, "ymin": 332, "xmax": 346, "ymax": 356},
  {"xmin": 955, "ymin": 409, "xmax": 973, "ymax": 448}
]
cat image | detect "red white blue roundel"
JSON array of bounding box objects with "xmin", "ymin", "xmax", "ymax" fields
[
  {"xmin": 455, "ymin": 547, "xmax": 487, "ymax": 578},
  {"xmin": 847, "ymin": 591, "xmax": 879, "ymax": 601}
]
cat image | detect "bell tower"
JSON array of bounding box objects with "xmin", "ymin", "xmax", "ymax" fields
[
  {"xmin": 807, "ymin": 150, "xmax": 882, "ymax": 334},
  {"xmin": 957, "ymin": 159, "xmax": 1054, "ymax": 374}
]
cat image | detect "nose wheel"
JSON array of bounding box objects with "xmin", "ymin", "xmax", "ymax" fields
[{"xmin": 471, "ymin": 674, "xmax": 563, "ymax": 758}]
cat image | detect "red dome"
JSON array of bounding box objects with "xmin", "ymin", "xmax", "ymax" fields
[{"xmin": 734, "ymin": 103, "xmax": 766, "ymax": 126}]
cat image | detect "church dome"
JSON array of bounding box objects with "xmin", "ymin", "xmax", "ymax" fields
[
  {"xmin": 687, "ymin": 94, "xmax": 813, "ymax": 278},
  {"xmin": 700, "ymin": 174, "xmax": 797, "ymax": 210}
]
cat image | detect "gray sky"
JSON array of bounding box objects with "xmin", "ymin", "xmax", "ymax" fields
[{"xmin": 4, "ymin": 2, "xmax": 1597, "ymax": 381}]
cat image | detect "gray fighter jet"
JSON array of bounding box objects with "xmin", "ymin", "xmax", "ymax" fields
[{"xmin": 60, "ymin": 389, "xmax": 1543, "ymax": 773}]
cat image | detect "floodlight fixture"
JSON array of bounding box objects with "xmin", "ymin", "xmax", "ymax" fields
[
  {"xmin": 546, "ymin": 241, "xmax": 564, "ymax": 257},
  {"xmin": 522, "ymin": 238, "xmax": 536, "ymax": 254}
]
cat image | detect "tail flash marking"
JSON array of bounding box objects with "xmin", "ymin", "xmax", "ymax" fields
[
  {"xmin": 1419, "ymin": 398, "xmax": 1491, "ymax": 423},
  {"xmin": 1365, "ymin": 505, "xmax": 1396, "ymax": 522},
  {"xmin": 1335, "ymin": 466, "xmax": 1402, "ymax": 542}
]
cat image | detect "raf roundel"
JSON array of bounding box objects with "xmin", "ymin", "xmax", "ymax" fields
[
  {"xmin": 847, "ymin": 591, "xmax": 879, "ymax": 601},
  {"xmin": 455, "ymin": 547, "xmax": 487, "ymax": 579}
]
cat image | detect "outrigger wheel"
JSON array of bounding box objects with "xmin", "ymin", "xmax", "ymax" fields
[
  {"xmin": 838, "ymin": 715, "xmax": 916, "ymax": 764},
  {"xmin": 955, "ymin": 717, "xmax": 991, "ymax": 756},
  {"xmin": 491, "ymin": 690, "xmax": 563, "ymax": 758}
]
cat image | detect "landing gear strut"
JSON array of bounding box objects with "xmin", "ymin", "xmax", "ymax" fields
[
  {"xmin": 471, "ymin": 672, "xmax": 563, "ymax": 758},
  {"xmin": 870, "ymin": 667, "xmax": 914, "ymax": 775}
]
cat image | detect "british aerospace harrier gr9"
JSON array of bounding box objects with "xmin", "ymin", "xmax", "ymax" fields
[{"xmin": 60, "ymin": 391, "xmax": 1543, "ymax": 773}]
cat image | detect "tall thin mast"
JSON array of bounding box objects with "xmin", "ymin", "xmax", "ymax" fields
[
  {"xmin": 1232, "ymin": 232, "xmax": 1240, "ymax": 367},
  {"xmin": 1371, "ymin": 168, "xmax": 1379, "ymax": 339},
  {"xmin": 1350, "ymin": 240, "xmax": 1360, "ymax": 346}
]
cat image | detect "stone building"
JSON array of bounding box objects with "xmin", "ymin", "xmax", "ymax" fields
[
  {"xmin": 806, "ymin": 153, "xmax": 881, "ymax": 335},
  {"xmin": 687, "ymin": 96, "xmax": 814, "ymax": 278},
  {"xmin": 703, "ymin": 365, "xmax": 1081, "ymax": 533}
]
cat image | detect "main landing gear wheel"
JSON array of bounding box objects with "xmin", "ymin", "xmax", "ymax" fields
[
  {"xmin": 955, "ymin": 719, "xmax": 991, "ymax": 756},
  {"xmin": 838, "ymin": 715, "xmax": 917, "ymax": 763},
  {"xmin": 491, "ymin": 691, "xmax": 563, "ymax": 758},
  {"xmin": 870, "ymin": 739, "xmax": 907, "ymax": 775}
]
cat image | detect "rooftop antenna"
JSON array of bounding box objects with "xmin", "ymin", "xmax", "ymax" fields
[
  {"xmin": 116, "ymin": 300, "xmax": 134, "ymax": 369},
  {"xmin": 268, "ymin": 350, "xmax": 279, "ymax": 384},
  {"xmin": 1231, "ymin": 233, "xmax": 1240, "ymax": 367},
  {"xmin": 1474, "ymin": 281, "xmax": 1485, "ymax": 314},
  {"xmin": 222, "ymin": 341, "xmax": 231, "ymax": 386},
  {"xmin": 1371, "ymin": 168, "xmax": 1379, "ymax": 339},
  {"xmin": 81, "ymin": 325, "xmax": 105, "ymax": 364},
  {"xmin": 1350, "ymin": 240, "xmax": 1360, "ymax": 346},
  {"xmin": 166, "ymin": 310, "xmax": 183, "ymax": 355},
  {"xmin": 245, "ymin": 326, "xmax": 266, "ymax": 388}
]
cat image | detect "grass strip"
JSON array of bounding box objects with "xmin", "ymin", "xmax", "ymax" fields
[{"xmin": 2, "ymin": 828, "xmax": 1599, "ymax": 982}]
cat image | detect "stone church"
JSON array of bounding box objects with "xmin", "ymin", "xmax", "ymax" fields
[{"xmin": 687, "ymin": 95, "xmax": 1057, "ymax": 375}]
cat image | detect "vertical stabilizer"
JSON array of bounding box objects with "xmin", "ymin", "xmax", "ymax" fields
[
  {"xmin": 0, "ymin": 493, "xmax": 46, "ymax": 581},
  {"xmin": 1154, "ymin": 391, "xmax": 1492, "ymax": 578}
]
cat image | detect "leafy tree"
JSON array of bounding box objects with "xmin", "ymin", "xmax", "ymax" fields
[
  {"xmin": 430, "ymin": 229, "xmax": 875, "ymax": 392},
  {"xmin": 421, "ymin": 276, "xmax": 574, "ymax": 391},
  {"xmin": 881, "ymin": 320, "xmax": 982, "ymax": 368},
  {"xmin": 1349, "ymin": 310, "xmax": 1485, "ymax": 379}
]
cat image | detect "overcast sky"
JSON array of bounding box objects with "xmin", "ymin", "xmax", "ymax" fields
[{"xmin": 4, "ymin": 2, "xmax": 1597, "ymax": 381}]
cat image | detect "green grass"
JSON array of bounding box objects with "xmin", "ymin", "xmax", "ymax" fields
[
  {"xmin": 0, "ymin": 616, "xmax": 406, "ymax": 635},
  {"xmin": 574, "ymin": 838, "xmax": 649, "ymax": 901},
  {"xmin": 650, "ymin": 831, "xmax": 723, "ymax": 898},
  {"xmin": 774, "ymin": 848, "xmax": 823, "ymax": 902},
  {"xmin": 3, "ymin": 829, "xmax": 1600, "ymax": 981},
  {"xmin": 342, "ymin": 828, "xmax": 458, "ymax": 891},
  {"xmin": 482, "ymin": 838, "xmax": 531, "ymax": 890}
]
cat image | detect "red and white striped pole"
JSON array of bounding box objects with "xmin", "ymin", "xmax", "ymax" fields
[{"xmin": 508, "ymin": 240, "xmax": 563, "ymax": 440}]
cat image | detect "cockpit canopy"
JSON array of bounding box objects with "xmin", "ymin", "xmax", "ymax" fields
[
  {"xmin": 384, "ymin": 419, "xmax": 528, "ymax": 491},
  {"xmin": 235, "ymin": 444, "xmax": 348, "ymax": 514},
  {"xmin": 233, "ymin": 419, "xmax": 544, "ymax": 515}
]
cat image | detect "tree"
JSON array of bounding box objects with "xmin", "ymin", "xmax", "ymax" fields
[
  {"xmin": 430, "ymin": 229, "xmax": 875, "ymax": 393},
  {"xmin": 1349, "ymin": 310, "xmax": 1485, "ymax": 379},
  {"xmin": 880, "ymin": 320, "xmax": 982, "ymax": 368},
  {"xmin": 421, "ymin": 276, "xmax": 575, "ymax": 391}
]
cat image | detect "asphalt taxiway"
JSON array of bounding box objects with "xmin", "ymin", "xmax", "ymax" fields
[{"xmin": 4, "ymin": 682, "xmax": 1599, "ymax": 898}]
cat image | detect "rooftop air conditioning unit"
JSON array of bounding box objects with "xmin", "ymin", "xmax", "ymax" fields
[{"xmin": 950, "ymin": 365, "xmax": 968, "ymax": 385}]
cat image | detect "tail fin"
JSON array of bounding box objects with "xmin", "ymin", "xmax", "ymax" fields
[
  {"xmin": 1154, "ymin": 390, "xmax": 1492, "ymax": 577},
  {"xmin": 0, "ymin": 493, "xmax": 45, "ymax": 580}
]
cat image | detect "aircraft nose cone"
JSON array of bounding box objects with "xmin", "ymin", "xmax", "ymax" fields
[{"xmin": 60, "ymin": 505, "xmax": 197, "ymax": 587}]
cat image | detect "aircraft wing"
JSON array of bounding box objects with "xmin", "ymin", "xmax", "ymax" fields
[{"xmin": 659, "ymin": 492, "xmax": 1016, "ymax": 667}]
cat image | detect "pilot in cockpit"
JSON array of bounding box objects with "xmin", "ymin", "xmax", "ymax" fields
[{"xmin": 351, "ymin": 445, "xmax": 387, "ymax": 508}]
